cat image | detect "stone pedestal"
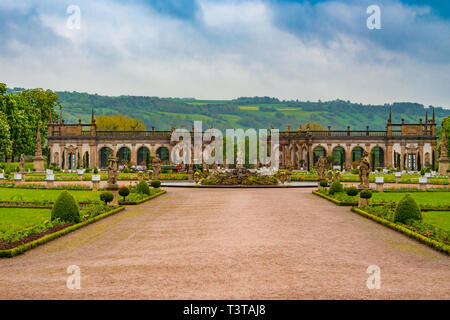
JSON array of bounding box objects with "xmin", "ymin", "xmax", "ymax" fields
[
  {"xmin": 438, "ymin": 157, "xmax": 449, "ymax": 176},
  {"xmin": 14, "ymin": 173, "xmax": 25, "ymax": 186},
  {"xmin": 92, "ymin": 181, "xmax": 100, "ymax": 191},
  {"xmin": 33, "ymin": 156, "xmax": 45, "ymax": 173},
  {"xmin": 419, "ymin": 177, "xmax": 428, "ymax": 191},
  {"xmin": 106, "ymin": 184, "xmax": 119, "ymax": 206},
  {"xmin": 138, "ymin": 172, "xmax": 143, "ymax": 182},
  {"xmin": 358, "ymin": 198, "xmax": 370, "ymax": 207},
  {"xmin": 376, "ymin": 183, "xmax": 384, "ymax": 192},
  {"xmin": 375, "ymin": 177, "xmax": 384, "ymax": 192},
  {"xmin": 47, "ymin": 180, "xmax": 55, "ymax": 188}
]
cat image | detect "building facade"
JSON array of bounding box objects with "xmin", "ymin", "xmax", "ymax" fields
[{"xmin": 47, "ymin": 111, "xmax": 437, "ymax": 171}]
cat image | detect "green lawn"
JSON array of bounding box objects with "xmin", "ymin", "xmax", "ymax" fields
[
  {"xmin": 0, "ymin": 189, "xmax": 101, "ymax": 202},
  {"xmin": 0, "ymin": 208, "xmax": 51, "ymax": 233},
  {"xmin": 422, "ymin": 211, "xmax": 450, "ymax": 231},
  {"xmin": 372, "ymin": 192, "xmax": 450, "ymax": 206}
]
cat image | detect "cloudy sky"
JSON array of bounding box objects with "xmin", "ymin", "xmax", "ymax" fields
[{"xmin": 0, "ymin": 0, "xmax": 449, "ymax": 107}]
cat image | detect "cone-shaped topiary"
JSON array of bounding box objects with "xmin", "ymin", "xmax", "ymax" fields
[
  {"xmin": 329, "ymin": 180, "xmax": 343, "ymax": 195},
  {"xmin": 394, "ymin": 194, "xmax": 422, "ymax": 224},
  {"xmin": 150, "ymin": 180, "xmax": 161, "ymax": 188},
  {"xmin": 51, "ymin": 191, "xmax": 80, "ymax": 223},
  {"xmin": 136, "ymin": 180, "xmax": 151, "ymax": 195}
]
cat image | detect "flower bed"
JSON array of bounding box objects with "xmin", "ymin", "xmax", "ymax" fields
[
  {"xmin": 312, "ymin": 190, "xmax": 357, "ymax": 206},
  {"xmin": 0, "ymin": 204, "xmax": 124, "ymax": 257},
  {"xmin": 119, "ymin": 189, "xmax": 166, "ymax": 205},
  {"xmin": 352, "ymin": 207, "xmax": 450, "ymax": 255}
]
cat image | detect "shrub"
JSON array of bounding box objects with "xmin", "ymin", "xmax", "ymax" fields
[
  {"xmin": 319, "ymin": 180, "xmax": 328, "ymax": 188},
  {"xmin": 136, "ymin": 180, "xmax": 151, "ymax": 195},
  {"xmin": 351, "ymin": 168, "xmax": 360, "ymax": 175},
  {"xmin": 394, "ymin": 194, "xmax": 422, "ymax": 224},
  {"xmin": 150, "ymin": 180, "xmax": 161, "ymax": 188},
  {"xmin": 359, "ymin": 189, "xmax": 372, "ymax": 199},
  {"xmin": 93, "ymin": 167, "xmax": 99, "ymax": 174},
  {"xmin": 345, "ymin": 186, "xmax": 358, "ymax": 196},
  {"xmin": 123, "ymin": 167, "xmax": 131, "ymax": 173},
  {"xmin": 100, "ymin": 191, "xmax": 114, "ymax": 205},
  {"xmin": 119, "ymin": 186, "xmax": 130, "ymax": 201},
  {"xmin": 51, "ymin": 191, "xmax": 80, "ymax": 223},
  {"xmin": 85, "ymin": 168, "xmax": 91, "ymax": 173},
  {"xmin": 376, "ymin": 167, "xmax": 382, "ymax": 172},
  {"xmin": 329, "ymin": 180, "xmax": 343, "ymax": 195},
  {"xmin": 420, "ymin": 168, "xmax": 426, "ymax": 176}
]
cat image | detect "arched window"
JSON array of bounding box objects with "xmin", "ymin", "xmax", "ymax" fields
[
  {"xmin": 83, "ymin": 151, "xmax": 89, "ymax": 169},
  {"xmin": 156, "ymin": 147, "xmax": 170, "ymax": 163},
  {"xmin": 137, "ymin": 147, "xmax": 150, "ymax": 167},
  {"xmin": 371, "ymin": 147, "xmax": 385, "ymax": 170},
  {"xmin": 117, "ymin": 147, "xmax": 131, "ymax": 165},
  {"xmin": 99, "ymin": 147, "xmax": 112, "ymax": 168},
  {"xmin": 313, "ymin": 146, "xmax": 326, "ymax": 166},
  {"xmin": 352, "ymin": 147, "xmax": 364, "ymax": 164},
  {"xmin": 332, "ymin": 146, "xmax": 346, "ymax": 170}
]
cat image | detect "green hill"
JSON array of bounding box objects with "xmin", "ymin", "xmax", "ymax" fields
[{"xmin": 12, "ymin": 89, "xmax": 450, "ymax": 131}]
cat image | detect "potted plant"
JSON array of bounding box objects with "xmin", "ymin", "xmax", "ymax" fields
[{"xmin": 358, "ymin": 189, "xmax": 372, "ymax": 207}]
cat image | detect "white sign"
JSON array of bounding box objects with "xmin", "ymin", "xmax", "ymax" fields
[
  {"xmin": 419, "ymin": 177, "xmax": 428, "ymax": 184},
  {"xmin": 14, "ymin": 173, "xmax": 22, "ymax": 181},
  {"xmin": 424, "ymin": 173, "xmax": 431, "ymax": 178},
  {"xmin": 375, "ymin": 177, "xmax": 384, "ymax": 184},
  {"xmin": 92, "ymin": 174, "xmax": 101, "ymax": 182},
  {"xmin": 77, "ymin": 169, "xmax": 85, "ymax": 175},
  {"xmin": 395, "ymin": 172, "xmax": 402, "ymax": 178},
  {"xmin": 46, "ymin": 169, "xmax": 54, "ymax": 175},
  {"xmin": 333, "ymin": 165, "xmax": 341, "ymax": 170},
  {"xmin": 46, "ymin": 174, "xmax": 55, "ymax": 181},
  {"xmin": 0, "ymin": 173, "xmax": 3, "ymax": 180},
  {"xmin": 383, "ymin": 169, "xmax": 389, "ymax": 173}
]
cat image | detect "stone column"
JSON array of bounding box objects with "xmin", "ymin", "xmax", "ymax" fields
[
  {"xmin": 386, "ymin": 143, "xmax": 393, "ymax": 168},
  {"xmin": 131, "ymin": 144, "xmax": 137, "ymax": 166}
]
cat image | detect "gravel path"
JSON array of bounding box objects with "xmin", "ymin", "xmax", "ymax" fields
[{"xmin": 0, "ymin": 188, "xmax": 449, "ymax": 299}]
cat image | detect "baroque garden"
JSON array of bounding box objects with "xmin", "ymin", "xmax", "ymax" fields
[{"xmin": 1, "ymin": 101, "xmax": 449, "ymax": 298}]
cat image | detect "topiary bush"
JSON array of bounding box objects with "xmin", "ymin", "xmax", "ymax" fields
[
  {"xmin": 119, "ymin": 186, "xmax": 130, "ymax": 201},
  {"xmin": 329, "ymin": 180, "xmax": 343, "ymax": 195},
  {"xmin": 319, "ymin": 180, "xmax": 328, "ymax": 188},
  {"xmin": 93, "ymin": 167, "xmax": 99, "ymax": 174},
  {"xmin": 150, "ymin": 180, "xmax": 161, "ymax": 188},
  {"xmin": 100, "ymin": 191, "xmax": 114, "ymax": 205},
  {"xmin": 359, "ymin": 189, "xmax": 372, "ymax": 199},
  {"xmin": 345, "ymin": 186, "xmax": 358, "ymax": 196},
  {"xmin": 394, "ymin": 194, "xmax": 422, "ymax": 224},
  {"xmin": 136, "ymin": 180, "xmax": 151, "ymax": 195},
  {"xmin": 51, "ymin": 191, "xmax": 80, "ymax": 223}
]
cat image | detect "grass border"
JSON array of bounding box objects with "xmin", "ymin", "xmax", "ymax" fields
[
  {"xmin": 351, "ymin": 207, "xmax": 450, "ymax": 255},
  {"xmin": 312, "ymin": 190, "xmax": 357, "ymax": 206},
  {"xmin": 0, "ymin": 206, "xmax": 125, "ymax": 258},
  {"xmin": 119, "ymin": 189, "xmax": 166, "ymax": 205}
]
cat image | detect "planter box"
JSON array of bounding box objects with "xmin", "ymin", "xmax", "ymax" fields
[
  {"xmin": 14, "ymin": 173, "xmax": 22, "ymax": 181},
  {"xmin": 92, "ymin": 174, "xmax": 101, "ymax": 182},
  {"xmin": 375, "ymin": 177, "xmax": 384, "ymax": 184},
  {"xmin": 46, "ymin": 174, "xmax": 55, "ymax": 181}
]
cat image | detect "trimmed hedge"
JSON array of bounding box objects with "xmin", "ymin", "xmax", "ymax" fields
[
  {"xmin": 352, "ymin": 207, "xmax": 449, "ymax": 255},
  {"xmin": 51, "ymin": 191, "xmax": 80, "ymax": 223},
  {"xmin": 329, "ymin": 181, "xmax": 343, "ymax": 195},
  {"xmin": 0, "ymin": 207, "xmax": 125, "ymax": 258},
  {"xmin": 119, "ymin": 189, "xmax": 166, "ymax": 205},
  {"xmin": 136, "ymin": 181, "xmax": 151, "ymax": 195},
  {"xmin": 312, "ymin": 190, "xmax": 357, "ymax": 206},
  {"xmin": 394, "ymin": 194, "xmax": 422, "ymax": 224}
]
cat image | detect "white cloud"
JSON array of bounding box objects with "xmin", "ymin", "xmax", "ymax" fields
[{"xmin": 0, "ymin": 0, "xmax": 449, "ymax": 108}]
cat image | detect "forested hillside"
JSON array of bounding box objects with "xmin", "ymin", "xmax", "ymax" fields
[{"xmin": 8, "ymin": 88, "xmax": 450, "ymax": 131}]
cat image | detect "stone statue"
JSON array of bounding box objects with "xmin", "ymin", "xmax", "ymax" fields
[
  {"xmin": 316, "ymin": 155, "xmax": 327, "ymax": 181},
  {"xmin": 236, "ymin": 148, "xmax": 244, "ymax": 169},
  {"xmin": 152, "ymin": 155, "xmax": 161, "ymax": 179},
  {"xmin": 438, "ymin": 123, "xmax": 449, "ymax": 175},
  {"xmin": 327, "ymin": 170, "xmax": 333, "ymax": 182},
  {"xmin": 20, "ymin": 154, "xmax": 25, "ymax": 173},
  {"xmin": 359, "ymin": 151, "xmax": 370, "ymax": 189},
  {"xmin": 107, "ymin": 156, "xmax": 119, "ymax": 185}
]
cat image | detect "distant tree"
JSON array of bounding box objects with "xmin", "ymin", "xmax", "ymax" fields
[{"xmin": 96, "ymin": 115, "xmax": 146, "ymax": 131}]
